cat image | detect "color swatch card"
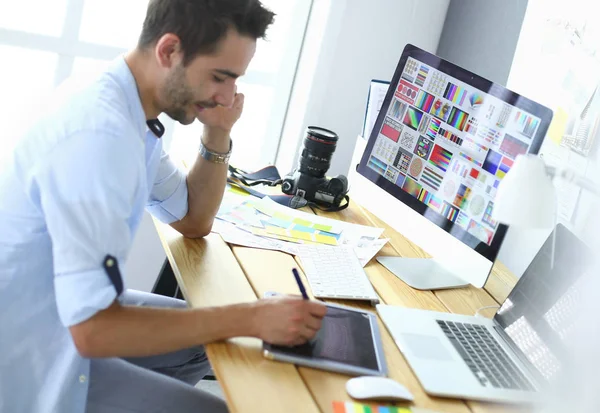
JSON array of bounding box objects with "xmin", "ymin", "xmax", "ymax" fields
[{"xmin": 333, "ymin": 401, "xmax": 412, "ymax": 413}]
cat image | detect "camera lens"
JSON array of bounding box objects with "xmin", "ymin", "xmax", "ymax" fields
[{"xmin": 298, "ymin": 126, "xmax": 338, "ymax": 178}]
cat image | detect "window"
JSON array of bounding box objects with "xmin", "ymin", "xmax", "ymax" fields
[
  {"xmin": 509, "ymin": 0, "xmax": 600, "ymax": 117},
  {"xmin": 0, "ymin": 0, "xmax": 313, "ymax": 169}
]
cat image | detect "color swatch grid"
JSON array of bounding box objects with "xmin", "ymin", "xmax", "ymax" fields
[
  {"xmin": 429, "ymin": 145, "xmax": 453, "ymax": 172},
  {"xmin": 438, "ymin": 127, "xmax": 463, "ymax": 146},
  {"xmin": 444, "ymin": 82, "xmax": 468, "ymax": 106}
]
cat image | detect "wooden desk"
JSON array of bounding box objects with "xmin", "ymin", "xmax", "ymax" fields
[{"xmin": 154, "ymin": 200, "xmax": 521, "ymax": 413}]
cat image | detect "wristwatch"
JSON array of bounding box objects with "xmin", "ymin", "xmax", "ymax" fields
[{"xmin": 199, "ymin": 139, "xmax": 232, "ymax": 164}]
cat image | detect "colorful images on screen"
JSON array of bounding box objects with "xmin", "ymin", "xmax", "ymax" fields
[
  {"xmin": 385, "ymin": 167, "xmax": 399, "ymax": 183},
  {"xmin": 465, "ymin": 118, "xmax": 479, "ymax": 135},
  {"xmin": 496, "ymin": 157, "xmax": 514, "ymax": 179},
  {"xmin": 381, "ymin": 117, "xmax": 403, "ymax": 142},
  {"xmin": 403, "ymin": 107, "xmax": 424, "ymax": 131},
  {"xmin": 402, "ymin": 176, "xmax": 422, "ymax": 198},
  {"xmin": 459, "ymin": 152, "xmax": 483, "ymax": 168},
  {"xmin": 430, "ymin": 98, "xmax": 452, "ymax": 121},
  {"xmin": 408, "ymin": 157, "xmax": 424, "ymax": 179},
  {"xmin": 441, "ymin": 201, "xmax": 460, "ymax": 222},
  {"xmin": 421, "ymin": 166, "xmax": 444, "ymax": 191},
  {"xmin": 396, "ymin": 79, "xmax": 418, "ymax": 105},
  {"xmin": 401, "ymin": 57, "xmax": 419, "ymax": 83},
  {"xmin": 515, "ymin": 111, "xmax": 539, "ymax": 139},
  {"xmin": 426, "ymin": 118, "xmax": 441, "ymax": 139},
  {"xmin": 429, "ymin": 145, "xmax": 453, "ymax": 172},
  {"xmin": 482, "ymin": 149, "xmax": 502, "ymax": 175},
  {"xmin": 415, "ymin": 90, "xmax": 435, "ymax": 113},
  {"xmin": 482, "ymin": 201, "xmax": 497, "ymax": 228},
  {"xmin": 400, "ymin": 130, "xmax": 418, "ymax": 151},
  {"xmin": 438, "ymin": 127, "xmax": 463, "ymax": 146},
  {"xmin": 394, "ymin": 148, "xmax": 413, "ymax": 174},
  {"xmin": 468, "ymin": 220, "xmax": 494, "ymax": 245},
  {"xmin": 448, "ymin": 107, "xmax": 469, "ymax": 131},
  {"xmin": 444, "ymin": 82, "xmax": 468, "ymax": 106},
  {"xmin": 427, "ymin": 193, "xmax": 442, "ymax": 210},
  {"xmin": 499, "ymin": 134, "xmax": 529, "ymax": 159},
  {"xmin": 453, "ymin": 184, "xmax": 471, "ymax": 209},
  {"xmin": 365, "ymin": 55, "xmax": 544, "ymax": 250},
  {"xmin": 389, "ymin": 98, "xmax": 408, "ymax": 120},
  {"xmin": 416, "ymin": 65, "xmax": 429, "ymax": 87},
  {"xmin": 456, "ymin": 211, "xmax": 470, "ymax": 229},
  {"xmin": 469, "ymin": 93, "xmax": 484, "ymax": 109},
  {"xmin": 414, "ymin": 135, "xmax": 433, "ymax": 159},
  {"xmin": 367, "ymin": 156, "xmax": 386, "ymax": 175}
]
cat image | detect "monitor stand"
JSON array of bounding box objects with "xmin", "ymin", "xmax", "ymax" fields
[{"xmin": 376, "ymin": 257, "xmax": 469, "ymax": 290}]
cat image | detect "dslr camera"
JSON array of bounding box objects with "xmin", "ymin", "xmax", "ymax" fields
[{"xmin": 282, "ymin": 126, "xmax": 349, "ymax": 209}]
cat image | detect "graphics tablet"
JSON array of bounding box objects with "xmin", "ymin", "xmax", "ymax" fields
[{"xmin": 262, "ymin": 302, "xmax": 387, "ymax": 377}]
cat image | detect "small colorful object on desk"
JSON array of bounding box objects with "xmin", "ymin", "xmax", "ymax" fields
[{"xmin": 333, "ymin": 401, "xmax": 412, "ymax": 413}]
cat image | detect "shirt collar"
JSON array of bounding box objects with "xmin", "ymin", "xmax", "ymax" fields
[{"xmin": 108, "ymin": 56, "xmax": 150, "ymax": 140}]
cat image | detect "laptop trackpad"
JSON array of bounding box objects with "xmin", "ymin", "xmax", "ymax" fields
[{"xmin": 401, "ymin": 333, "xmax": 453, "ymax": 361}]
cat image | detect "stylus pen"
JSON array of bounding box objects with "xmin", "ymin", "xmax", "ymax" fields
[{"xmin": 292, "ymin": 268, "xmax": 310, "ymax": 300}]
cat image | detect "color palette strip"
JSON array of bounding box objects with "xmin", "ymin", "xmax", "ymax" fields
[
  {"xmin": 444, "ymin": 82, "xmax": 467, "ymax": 106},
  {"xmin": 448, "ymin": 107, "xmax": 469, "ymax": 131},
  {"xmin": 333, "ymin": 401, "xmax": 412, "ymax": 413}
]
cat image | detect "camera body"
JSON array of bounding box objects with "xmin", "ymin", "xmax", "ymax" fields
[
  {"xmin": 282, "ymin": 171, "xmax": 348, "ymax": 207},
  {"xmin": 282, "ymin": 126, "xmax": 349, "ymax": 208}
]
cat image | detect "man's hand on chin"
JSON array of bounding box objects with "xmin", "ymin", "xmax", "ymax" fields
[{"xmin": 197, "ymin": 92, "xmax": 245, "ymax": 151}]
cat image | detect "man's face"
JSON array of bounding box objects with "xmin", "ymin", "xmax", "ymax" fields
[{"xmin": 159, "ymin": 30, "xmax": 256, "ymax": 125}]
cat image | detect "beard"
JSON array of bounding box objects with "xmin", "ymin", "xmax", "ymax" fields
[{"xmin": 162, "ymin": 64, "xmax": 197, "ymax": 126}]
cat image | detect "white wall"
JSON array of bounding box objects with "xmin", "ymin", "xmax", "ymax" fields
[{"xmin": 277, "ymin": 0, "xmax": 450, "ymax": 178}]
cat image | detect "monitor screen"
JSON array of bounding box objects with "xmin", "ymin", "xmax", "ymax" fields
[
  {"xmin": 494, "ymin": 224, "xmax": 593, "ymax": 384},
  {"xmin": 357, "ymin": 44, "xmax": 553, "ymax": 261}
]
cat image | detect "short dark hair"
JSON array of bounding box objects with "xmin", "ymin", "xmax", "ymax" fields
[{"xmin": 138, "ymin": 0, "xmax": 275, "ymax": 65}]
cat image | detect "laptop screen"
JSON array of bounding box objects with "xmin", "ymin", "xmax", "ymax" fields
[{"xmin": 494, "ymin": 224, "xmax": 592, "ymax": 383}]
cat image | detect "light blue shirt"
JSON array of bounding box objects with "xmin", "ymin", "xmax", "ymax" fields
[{"xmin": 0, "ymin": 57, "xmax": 189, "ymax": 412}]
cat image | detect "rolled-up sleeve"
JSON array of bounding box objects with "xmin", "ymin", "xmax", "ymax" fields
[
  {"xmin": 146, "ymin": 150, "xmax": 189, "ymax": 224},
  {"xmin": 34, "ymin": 131, "xmax": 141, "ymax": 327}
]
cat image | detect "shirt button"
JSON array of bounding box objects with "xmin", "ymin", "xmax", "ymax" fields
[{"xmin": 79, "ymin": 375, "xmax": 87, "ymax": 383}]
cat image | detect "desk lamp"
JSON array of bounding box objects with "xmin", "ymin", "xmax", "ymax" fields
[{"xmin": 492, "ymin": 153, "xmax": 599, "ymax": 266}]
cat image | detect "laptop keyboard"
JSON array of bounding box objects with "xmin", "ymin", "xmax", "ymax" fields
[{"xmin": 436, "ymin": 320, "xmax": 534, "ymax": 391}]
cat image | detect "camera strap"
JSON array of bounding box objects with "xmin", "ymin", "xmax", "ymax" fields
[{"xmin": 227, "ymin": 164, "xmax": 350, "ymax": 212}]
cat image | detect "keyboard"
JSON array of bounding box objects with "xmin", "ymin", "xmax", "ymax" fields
[
  {"xmin": 297, "ymin": 245, "xmax": 379, "ymax": 303},
  {"xmin": 436, "ymin": 320, "xmax": 534, "ymax": 391}
]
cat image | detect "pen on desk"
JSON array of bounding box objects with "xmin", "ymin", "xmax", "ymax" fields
[{"xmin": 292, "ymin": 268, "xmax": 309, "ymax": 300}]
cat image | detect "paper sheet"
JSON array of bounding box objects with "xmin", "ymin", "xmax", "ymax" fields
[
  {"xmin": 362, "ymin": 80, "xmax": 390, "ymax": 139},
  {"xmin": 211, "ymin": 197, "xmax": 389, "ymax": 267}
]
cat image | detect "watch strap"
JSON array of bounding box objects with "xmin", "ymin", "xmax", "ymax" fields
[{"xmin": 199, "ymin": 139, "xmax": 232, "ymax": 164}]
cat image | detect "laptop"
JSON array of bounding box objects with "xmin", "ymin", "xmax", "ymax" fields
[{"xmin": 377, "ymin": 224, "xmax": 592, "ymax": 404}]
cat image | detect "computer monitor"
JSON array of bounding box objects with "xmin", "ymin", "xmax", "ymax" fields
[{"xmin": 355, "ymin": 44, "xmax": 553, "ymax": 290}]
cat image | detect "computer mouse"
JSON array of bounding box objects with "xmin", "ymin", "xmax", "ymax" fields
[{"xmin": 346, "ymin": 376, "xmax": 414, "ymax": 402}]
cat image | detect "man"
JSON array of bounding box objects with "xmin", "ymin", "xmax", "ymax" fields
[{"xmin": 0, "ymin": 1, "xmax": 326, "ymax": 412}]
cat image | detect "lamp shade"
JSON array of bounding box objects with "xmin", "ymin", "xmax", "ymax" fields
[{"xmin": 492, "ymin": 154, "xmax": 556, "ymax": 228}]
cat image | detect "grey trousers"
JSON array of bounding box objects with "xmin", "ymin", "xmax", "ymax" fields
[{"xmin": 85, "ymin": 290, "xmax": 229, "ymax": 413}]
